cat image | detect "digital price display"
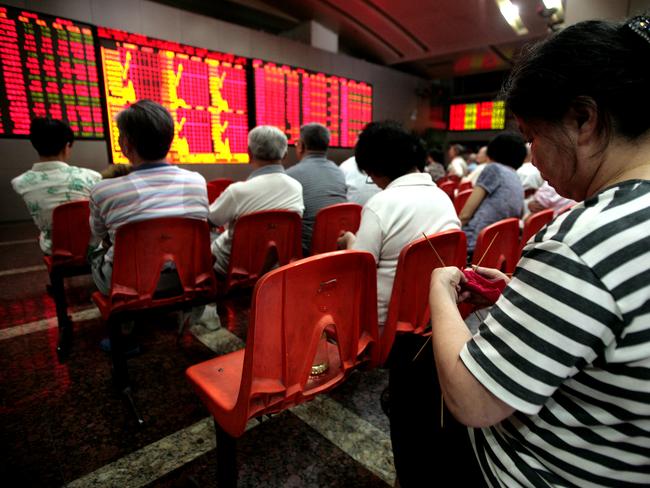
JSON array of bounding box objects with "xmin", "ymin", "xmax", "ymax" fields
[
  {"xmin": 0, "ymin": 6, "xmax": 104, "ymax": 138},
  {"xmin": 449, "ymin": 101, "xmax": 505, "ymax": 131},
  {"xmin": 253, "ymin": 60, "xmax": 372, "ymax": 148},
  {"xmin": 98, "ymin": 27, "xmax": 249, "ymax": 164}
]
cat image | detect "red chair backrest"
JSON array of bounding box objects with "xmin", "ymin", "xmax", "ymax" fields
[
  {"xmin": 380, "ymin": 229, "xmax": 466, "ymax": 364},
  {"xmin": 454, "ymin": 188, "xmax": 473, "ymax": 215},
  {"xmin": 207, "ymin": 178, "xmax": 234, "ymax": 204},
  {"xmin": 106, "ymin": 217, "xmax": 216, "ymax": 313},
  {"xmin": 472, "ymin": 218, "xmax": 520, "ymax": 274},
  {"xmin": 438, "ymin": 181, "xmax": 457, "ymax": 200},
  {"xmin": 310, "ymin": 203, "xmax": 362, "ymax": 255},
  {"xmin": 457, "ymin": 181, "xmax": 473, "ymax": 193},
  {"xmin": 225, "ymin": 210, "xmax": 302, "ymax": 291},
  {"xmin": 50, "ymin": 200, "xmax": 91, "ymax": 267},
  {"xmin": 234, "ymin": 250, "xmax": 379, "ymax": 432},
  {"xmin": 520, "ymin": 209, "xmax": 554, "ymax": 252}
]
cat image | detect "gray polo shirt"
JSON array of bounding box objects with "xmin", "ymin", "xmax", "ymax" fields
[{"xmin": 286, "ymin": 153, "xmax": 347, "ymax": 252}]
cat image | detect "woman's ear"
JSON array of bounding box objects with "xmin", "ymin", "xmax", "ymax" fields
[{"xmin": 567, "ymin": 96, "xmax": 600, "ymax": 146}]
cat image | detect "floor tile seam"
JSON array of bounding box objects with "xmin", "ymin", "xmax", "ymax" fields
[
  {"xmin": 0, "ymin": 264, "xmax": 47, "ymax": 277},
  {"xmin": 0, "ymin": 306, "xmax": 100, "ymax": 341}
]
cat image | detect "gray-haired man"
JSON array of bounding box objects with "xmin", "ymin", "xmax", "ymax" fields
[{"xmin": 209, "ymin": 125, "xmax": 304, "ymax": 274}]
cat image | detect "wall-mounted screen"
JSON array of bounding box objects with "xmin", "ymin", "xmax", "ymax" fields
[
  {"xmin": 0, "ymin": 6, "xmax": 104, "ymax": 138},
  {"xmin": 253, "ymin": 60, "xmax": 372, "ymax": 148},
  {"xmin": 449, "ymin": 101, "xmax": 505, "ymax": 131},
  {"xmin": 98, "ymin": 27, "xmax": 249, "ymax": 164}
]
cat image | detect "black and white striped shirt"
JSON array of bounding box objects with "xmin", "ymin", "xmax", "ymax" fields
[{"xmin": 461, "ymin": 180, "xmax": 650, "ymax": 487}]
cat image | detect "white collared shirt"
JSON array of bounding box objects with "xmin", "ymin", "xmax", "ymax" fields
[
  {"xmin": 352, "ymin": 172, "xmax": 460, "ymax": 324},
  {"xmin": 11, "ymin": 161, "xmax": 102, "ymax": 254}
]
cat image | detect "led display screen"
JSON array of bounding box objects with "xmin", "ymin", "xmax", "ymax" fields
[
  {"xmin": 253, "ymin": 59, "xmax": 372, "ymax": 148},
  {"xmin": 0, "ymin": 6, "xmax": 104, "ymax": 138},
  {"xmin": 98, "ymin": 27, "xmax": 249, "ymax": 164},
  {"xmin": 449, "ymin": 101, "xmax": 505, "ymax": 131}
]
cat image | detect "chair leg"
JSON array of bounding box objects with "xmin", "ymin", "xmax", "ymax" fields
[
  {"xmin": 109, "ymin": 317, "xmax": 130, "ymax": 391},
  {"xmin": 50, "ymin": 271, "xmax": 73, "ymax": 361},
  {"xmin": 109, "ymin": 317, "xmax": 145, "ymax": 425},
  {"xmin": 215, "ymin": 420, "xmax": 237, "ymax": 488}
]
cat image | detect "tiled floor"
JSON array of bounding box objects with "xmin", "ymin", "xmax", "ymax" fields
[{"xmin": 0, "ymin": 221, "xmax": 394, "ymax": 487}]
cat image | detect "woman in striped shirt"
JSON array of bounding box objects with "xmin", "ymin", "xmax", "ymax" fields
[{"xmin": 429, "ymin": 17, "xmax": 650, "ymax": 486}]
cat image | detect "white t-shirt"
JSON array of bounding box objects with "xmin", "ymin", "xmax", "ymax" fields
[
  {"xmin": 448, "ymin": 156, "xmax": 468, "ymax": 177},
  {"xmin": 339, "ymin": 157, "xmax": 381, "ymax": 206},
  {"xmin": 516, "ymin": 162, "xmax": 543, "ymax": 191},
  {"xmin": 352, "ymin": 172, "xmax": 460, "ymax": 323},
  {"xmin": 209, "ymin": 166, "xmax": 304, "ymax": 274}
]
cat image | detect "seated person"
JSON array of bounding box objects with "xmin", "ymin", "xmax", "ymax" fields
[
  {"xmin": 462, "ymin": 145, "xmax": 488, "ymax": 185},
  {"xmin": 339, "ymin": 155, "xmax": 381, "ymax": 206},
  {"xmin": 516, "ymin": 143, "xmax": 543, "ymax": 194},
  {"xmin": 89, "ymin": 100, "xmax": 209, "ymax": 295},
  {"xmin": 209, "ymin": 125, "xmax": 304, "ymax": 275},
  {"xmin": 287, "ymin": 123, "xmax": 346, "ymax": 254},
  {"xmin": 337, "ymin": 121, "xmax": 460, "ymax": 325},
  {"xmin": 11, "ymin": 117, "xmax": 102, "ymax": 255},
  {"xmin": 424, "ymin": 148, "xmax": 446, "ymax": 182},
  {"xmin": 100, "ymin": 163, "xmax": 133, "ymax": 179},
  {"xmin": 526, "ymin": 181, "xmax": 577, "ymax": 216},
  {"xmin": 446, "ymin": 144, "xmax": 468, "ymax": 177},
  {"xmin": 459, "ymin": 132, "xmax": 526, "ymax": 255}
]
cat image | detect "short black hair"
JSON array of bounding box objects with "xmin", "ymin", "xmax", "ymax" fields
[
  {"xmin": 355, "ymin": 121, "xmax": 426, "ymax": 180},
  {"xmin": 29, "ymin": 117, "xmax": 74, "ymax": 157},
  {"xmin": 300, "ymin": 123, "xmax": 330, "ymax": 152},
  {"xmin": 116, "ymin": 99, "xmax": 174, "ymax": 161},
  {"xmin": 486, "ymin": 132, "xmax": 527, "ymax": 169},
  {"xmin": 503, "ymin": 18, "xmax": 650, "ymax": 141}
]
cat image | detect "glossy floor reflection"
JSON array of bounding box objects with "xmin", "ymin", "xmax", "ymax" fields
[{"xmin": 0, "ymin": 221, "xmax": 394, "ymax": 487}]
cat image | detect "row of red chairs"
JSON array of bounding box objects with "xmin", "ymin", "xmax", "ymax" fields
[{"xmin": 43, "ymin": 201, "xmax": 560, "ymax": 481}]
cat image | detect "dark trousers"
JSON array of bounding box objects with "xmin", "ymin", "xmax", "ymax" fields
[{"xmin": 387, "ymin": 334, "xmax": 486, "ymax": 487}]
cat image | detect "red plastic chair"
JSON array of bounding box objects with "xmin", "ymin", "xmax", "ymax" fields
[
  {"xmin": 380, "ymin": 229, "xmax": 466, "ymax": 365},
  {"xmin": 310, "ymin": 202, "xmax": 362, "ymax": 255},
  {"xmin": 42, "ymin": 200, "xmax": 91, "ymax": 360},
  {"xmin": 207, "ymin": 178, "xmax": 234, "ymax": 204},
  {"xmin": 454, "ymin": 188, "xmax": 473, "ymax": 215},
  {"xmin": 222, "ymin": 210, "xmax": 302, "ymax": 293},
  {"xmin": 520, "ymin": 209, "xmax": 554, "ymax": 253},
  {"xmin": 457, "ymin": 181, "xmax": 473, "ymax": 193},
  {"xmin": 438, "ymin": 180, "xmax": 457, "ymax": 200},
  {"xmin": 186, "ymin": 250, "xmax": 379, "ymax": 486},
  {"xmin": 471, "ymin": 218, "xmax": 520, "ymax": 275},
  {"xmin": 91, "ymin": 217, "xmax": 216, "ymax": 423}
]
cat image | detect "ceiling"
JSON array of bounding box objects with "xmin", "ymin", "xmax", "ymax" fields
[{"xmin": 154, "ymin": 0, "xmax": 553, "ymax": 79}]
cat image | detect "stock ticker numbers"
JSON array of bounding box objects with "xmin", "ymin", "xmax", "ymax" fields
[
  {"xmin": 98, "ymin": 27, "xmax": 249, "ymax": 164},
  {"xmin": 253, "ymin": 60, "xmax": 372, "ymax": 148},
  {"xmin": 449, "ymin": 101, "xmax": 505, "ymax": 131},
  {"xmin": 0, "ymin": 6, "xmax": 104, "ymax": 137}
]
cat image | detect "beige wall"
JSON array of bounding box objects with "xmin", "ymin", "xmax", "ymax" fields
[{"xmin": 1, "ymin": 0, "xmax": 428, "ymax": 222}]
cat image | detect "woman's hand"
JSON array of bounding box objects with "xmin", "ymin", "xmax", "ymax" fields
[
  {"xmin": 430, "ymin": 266, "xmax": 466, "ymax": 303},
  {"xmin": 337, "ymin": 231, "xmax": 356, "ymax": 250},
  {"xmin": 458, "ymin": 266, "xmax": 510, "ymax": 306}
]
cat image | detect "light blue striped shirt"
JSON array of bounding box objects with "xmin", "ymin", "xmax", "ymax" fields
[{"xmin": 89, "ymin": 162, "xmax": 208, "ymax": 262}]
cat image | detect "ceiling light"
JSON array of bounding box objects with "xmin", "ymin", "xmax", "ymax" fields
[{"xmin": 496, "ymin": 0, "xmax": 529, "ymax": 35}]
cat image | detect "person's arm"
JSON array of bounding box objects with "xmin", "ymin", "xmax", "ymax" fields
[
  {"xmin": 88, "ymin": 192, "xmax": 107, "ymax": 247},
  {"xmin": 458, "ymin": 186, "xmax": 486, "ymax": 226},
  {"xmin": 208, "ymin": 186, "xmax": 238, "ymax": 227},
  {"xmin": 429, "ymin": 267, "xmax": 515, "ymax": 427},
  {"xmin": 345, "ymin": 207, "xmax": 382, "ymax": 261}
]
